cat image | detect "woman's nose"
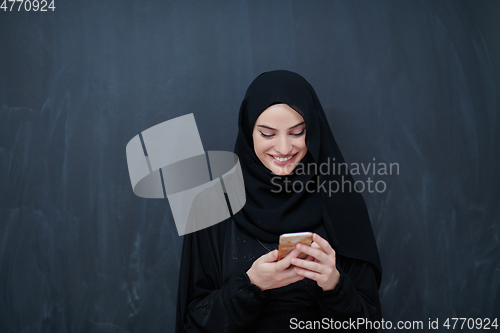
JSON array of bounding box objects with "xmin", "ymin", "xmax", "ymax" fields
[{"xmin": 276, "ymin": 135, "xmax": 292, "ymax": 155}]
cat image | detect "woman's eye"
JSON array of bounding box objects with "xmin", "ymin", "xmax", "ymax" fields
[
  {"xmin": 260, "ymin": 132, "xmax": 275, "ymax": 138},
  {"xmin": 291, "ymin": 129, "xmax": 305, "ymax": 137}
]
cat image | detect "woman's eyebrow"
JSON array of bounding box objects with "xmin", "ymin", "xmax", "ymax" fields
[
  {"xmin": 288, "ymin": 121, "xmax": 305, "ymax": 129},
  {"xmin": 256, "ymin": 121, "xmax": 305, "ymax": 131}
]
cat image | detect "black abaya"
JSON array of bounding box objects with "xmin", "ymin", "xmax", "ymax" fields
[
  {"xmin": 175, "ymin": 70, "xmax": 382, "ymax": 332},
  {"xmin": 176, "ymin": 218, "xmax": 381, "ymax": 332}
]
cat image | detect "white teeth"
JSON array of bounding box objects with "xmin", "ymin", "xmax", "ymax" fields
[{"xmin": 273, "ymin": 155, "xmax": 292, "ymax": 162}]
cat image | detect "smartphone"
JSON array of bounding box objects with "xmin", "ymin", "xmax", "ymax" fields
[{"xmin": 278, "ymin": 232, "xmax": 313, "ymax": 260}]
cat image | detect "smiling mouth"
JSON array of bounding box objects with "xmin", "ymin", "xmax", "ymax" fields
[{"xmin": 270, "ymin": 153, "xmax": 296, "ymax": 162}]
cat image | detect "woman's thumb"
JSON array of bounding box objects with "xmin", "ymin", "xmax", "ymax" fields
[{"xmin": 264, "ymin": 249, "xmax": 278, "ymax": 262}]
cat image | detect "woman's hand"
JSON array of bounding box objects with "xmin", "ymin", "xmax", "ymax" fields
[
  {"xmin": 246, "ymin": 248, "xmax": 305, "ymax": 291},
  {"xmin": 291, "ymin": 233, "xmax": 340, "ymax": 291}
]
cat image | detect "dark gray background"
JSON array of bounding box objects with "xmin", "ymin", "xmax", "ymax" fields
[{"xmin": 1, "ymin": 1, "xmax": 499, "ymax": 332}]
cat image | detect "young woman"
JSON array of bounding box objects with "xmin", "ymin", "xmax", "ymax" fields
[{"xmin": 176, "ymin": 70, "xmax": 382, "ymax": 332}]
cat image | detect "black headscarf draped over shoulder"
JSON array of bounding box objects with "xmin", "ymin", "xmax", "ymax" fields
[{"xmin": 233, "ymin": 70, "xmax": 382, "ymax": 287}]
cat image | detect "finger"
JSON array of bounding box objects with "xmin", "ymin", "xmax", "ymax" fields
[
  {"xmin": 280, "ymin": 272, "xmax": 305, "ymax": 286},
  {"xmin": 311, "ymin": 242, "xmax": 321, "ymax": 249},
  {"xmin": 287, "ymin": 273, "xmax": 305, "ymax": 284},
  {"xmin": 282, "ymin": 248, "xmax": 294, "ymax": 260},
  {"xmin": 290, "ymin": 257, "xmax": 324, "ymax": 274},
  {"xmin": 304, "ymin": 254, "xmax": 315, "ymax": 262},
  {"xmin": 276, "ymin": 248, "xmax": 301, "ymax": 269},
  {"xmin": 296, "ymin": 243, "xmax": 329, "ymax": 263},
  {"xmin": 259, "ymin": 249, "xmax": 278, "ymax": 263},
  {"xmin": 278, "ymin": 265, "xmax": 306, "ymax": 282},
  {"xmin": 312, "ymin": 233, "xmax": 335, "ymax": 256},
  {"xmin": 293, "ymin": 266, "xmax": 323, "ymax": 282},
  {"xmin": 307, "ymin": 243, "xmax": 320, "ymax": 261}
]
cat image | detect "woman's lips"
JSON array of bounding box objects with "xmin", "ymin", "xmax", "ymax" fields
[{"xmin": 269, "ymin": 153, "xmax": 297, "ymax": 165}]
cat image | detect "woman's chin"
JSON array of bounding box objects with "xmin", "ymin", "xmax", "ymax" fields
[{"xmin": 269, "ymin": 164, "xmax": 297, "ymax": 176}]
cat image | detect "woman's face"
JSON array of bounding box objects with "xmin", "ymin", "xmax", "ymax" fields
[{"xmin": 252, "ymin": 103, "xmax": 307, "ymax": 175}]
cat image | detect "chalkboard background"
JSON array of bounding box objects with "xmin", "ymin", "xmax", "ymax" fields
[{"xmin": 1, "ymin": 1, "xmax": 499, "ymax": 332}]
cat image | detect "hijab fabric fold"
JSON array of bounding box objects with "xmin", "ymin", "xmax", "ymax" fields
[{"xmin": 233, "ymin": 70, "xmax": 382, "ymax": 286}]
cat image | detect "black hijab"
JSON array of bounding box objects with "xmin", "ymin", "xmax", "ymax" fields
[{"xmin": 233, "ymin": 70, "xmax": 382, "ymax": 287}]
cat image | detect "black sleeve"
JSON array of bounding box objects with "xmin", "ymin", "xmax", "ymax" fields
[
  {"xmin": 175, "ymin": 225, "xmax": 269, "ymax": 333},
  {"xmin": 315, "ymin": 256, "xmax": 382, "ymax": 331}
]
